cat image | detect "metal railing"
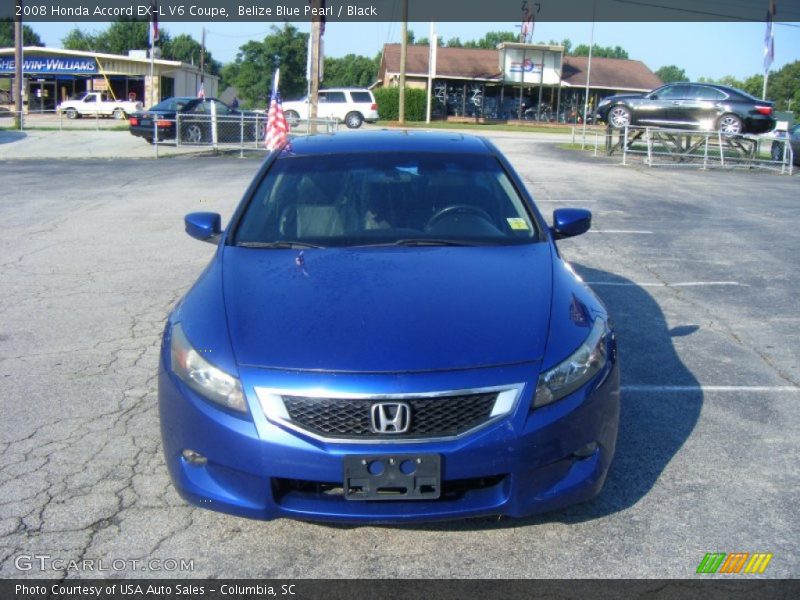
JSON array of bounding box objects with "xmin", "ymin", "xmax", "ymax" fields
[
  {"xmin": 0, "ymin": 107, "xmax": 131, "ymax": 130},
  {"xmin": 613, "ymin": 126, "xmax": 794, "ymax": 174}
]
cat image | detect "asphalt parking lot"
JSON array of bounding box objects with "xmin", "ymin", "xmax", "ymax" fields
[{"xmin": 0, "ymin": 132, "xmax": 798, "ymax": 579}]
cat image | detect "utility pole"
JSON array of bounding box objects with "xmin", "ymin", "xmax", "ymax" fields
[
  {"xmin": 308, "ymin": 0, "xmax": 322, "ymax": 134},
  {"xmin": 581, "ymin": 0, "xmax": 597, "ymax": 149},
  {"xmin": 398, "ymin": 0, "xmax": 408, "ymax": 124},
  {"xmin": 14, "ymin": 1, "xmax": 23, "ymax": 130},
  {"xmin": 425, "ymin": 21, "xmax": 436, "ymax": 124}
]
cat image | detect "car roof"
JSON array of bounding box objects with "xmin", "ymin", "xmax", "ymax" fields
[{"xmin": 277, "ymin": 130, "xmax": 492, "ymax": 157}]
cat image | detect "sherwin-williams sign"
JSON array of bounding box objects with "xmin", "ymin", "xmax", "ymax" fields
[{"xmin": 0, "ymin": 56, "xmax": 98, "ymax": 74}]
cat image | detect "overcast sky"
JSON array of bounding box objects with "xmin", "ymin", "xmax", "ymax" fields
[{"xmin": 27, "ymin": 20, "xmax": 800, "ymax": 81}]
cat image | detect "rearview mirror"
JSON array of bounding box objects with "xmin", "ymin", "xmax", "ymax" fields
[
  {"xmin": 552, "ymin": 208, "xmax": 591, "ymax": 239},
  {"xmin": 185, "ymin": 212, "xmax": 221, "ymax": 244}
]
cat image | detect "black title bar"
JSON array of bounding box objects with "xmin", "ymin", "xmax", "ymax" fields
[
  {"xmin": 3, "ymin": 579, "xmax": 800, "ymax": 600},
  {"xmin": 4, "ymin": 0, "xmax": 800, "ymax": 23}
]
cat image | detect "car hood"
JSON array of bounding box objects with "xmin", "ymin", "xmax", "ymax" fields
[{"xmin": 222, "ymin": 244, "xmax": 553, "ymax": 373}]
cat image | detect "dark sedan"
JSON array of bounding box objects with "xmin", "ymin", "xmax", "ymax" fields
[
  {"xmin": 770, "ymin": 124, "xmax": 800, "ymax": 166},
  {"xmin": 595, "ymin": 82, "xmax": 776, "ymax": 135},
  {"xmin": 129, "ymin": 97, "xmax": 265, "ymax": 144}
]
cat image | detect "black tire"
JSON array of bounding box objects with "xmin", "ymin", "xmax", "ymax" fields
[
  {"xmin": 65, "ymin": 108, "xmax": 79, "ymax": 120},
  {"xmin": 145, "ymin": 137, "xmax": 154, "ymax": 145},
  {"xmin": 344, "ymin": 111, "xmax": 364, "ymax": 129},
  {"xmin": 770, "ymin": 141, "xmax": 785, "ymax": 162},
  {"xmin": 285, "ymin": 110, "xmax": 300, "ymax": 127},
  {"xmin": 607, "ymin": 105, "xmax": 631, "ymax": 129},
  {"xmin": 113, "ymin": 108, "xmax": 126, "ymax": 120},
  {"xmin": 717, "ymin": 114, "xmax": 743, "ymax": 135},
  {"xmin": 183, "ymin": 123, "xmax": 205, "ymax": 144}
]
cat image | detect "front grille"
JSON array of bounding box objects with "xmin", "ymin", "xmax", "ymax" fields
[{"xmin": 282, "ymin": 392, "xmax": 499, "ymax": 439}]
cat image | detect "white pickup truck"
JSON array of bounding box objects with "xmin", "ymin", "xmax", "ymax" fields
[{"xmin": 57, "ymin": 92, "xmax": 143, "ymax": 120}]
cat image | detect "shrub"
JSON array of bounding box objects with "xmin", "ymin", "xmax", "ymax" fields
[{"xmin": 374, "ymin": 87, "xmax": 428, "ymax": 121}]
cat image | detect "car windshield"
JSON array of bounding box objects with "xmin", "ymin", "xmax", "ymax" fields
[
  {"xmin": 150, "ymin": 98, "xmax": 194, "ymax": 111},
  {"xmin": 233, "ymin": 152, "xmax": 538, "ymax": 247}
]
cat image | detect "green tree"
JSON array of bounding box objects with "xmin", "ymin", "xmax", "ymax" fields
[
  {"xmin": 768, "ymin": 60, "xmax": 800, "ymax": 112},
  {"xmin": 446, "ymin": 37, "xmax": 463, "ymax": 48},
  {"xmin": 572, "ymin": 44, "xmax": 629, "ymax": 59},
  {"xmin": 655, "ymin": 65, "xmax": 689, "ymax": 83},
  {"xmin": 324, "ymin": 53, "xmax": 379, "ymax": 88},
  {"xmin": 229, "ymin": 24, "xmax": 309, "ymax": 106},
  {"xmin": 62, "ymin": 27, "xmax": 97, "ymax": 51},
  {"xmin": 0, "ymin": 18, "xmax": 44, "ymax": 47},
  {"xmin": 162, "ymin": 33, "xmax": 222, "ymax": 76},
  {"xmin": 463, "ymin": 31, "xmax": 518, "ymax": 50},
  {"xmin": 61, "ymin": 20, "xmax": 150, "ymax": 54}
]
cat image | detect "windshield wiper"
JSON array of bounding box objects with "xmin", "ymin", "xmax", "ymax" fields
[
  {"xmin": 237, "ymin": 241, "xmax": 325, "ymax": 249},
  {"xmin": 393, "ymin": 238, "xmax": 478, "ymax": 247}
]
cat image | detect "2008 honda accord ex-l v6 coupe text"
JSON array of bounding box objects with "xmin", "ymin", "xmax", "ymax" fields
[{"xmin": 159, "ymin": 131, "xmax": 620, "ymax": 522}]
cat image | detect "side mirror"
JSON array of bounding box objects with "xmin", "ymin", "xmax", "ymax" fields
[
  {"xmin": 185, "ymin": 212, "xmax": 222, "ymax": 244},
  {"xmin": 552, "ymin": 208, "xmax": 591, "ymax": 239}
]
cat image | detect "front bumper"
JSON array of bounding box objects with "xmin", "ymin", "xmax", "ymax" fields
[{"xmin": 159, "ymin": 353, "xmax": 620, "ymax": 523}]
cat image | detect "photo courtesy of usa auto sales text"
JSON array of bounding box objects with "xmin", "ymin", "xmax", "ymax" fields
[{"xmin": 15, "ymin": 583, "xmax": 297, "ymax": 596}]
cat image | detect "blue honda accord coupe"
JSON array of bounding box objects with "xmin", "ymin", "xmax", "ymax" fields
[{"xmin": 159, "ymin": 130, "xmax": 620, "ymax": 522}]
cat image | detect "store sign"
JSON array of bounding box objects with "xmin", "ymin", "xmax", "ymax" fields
[
  {"xmin": 0, "ymin": 56, "xmax": 98, "ymax": 75},
  {"xmin": 502, "ymin": 48, "xmax": 562, "ymax": 85}
]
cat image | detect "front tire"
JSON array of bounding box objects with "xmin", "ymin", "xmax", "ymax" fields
[
  {"xmin": 607, "ymin": 105, "xmax": 631, "ymax": 129},
  {"xmin": 717, "ymin": 114, "xmax": 743, "ymax": 135},
  {"xmin": 183, "ymin": 123, "xmax": 204, "ymax": 144},
  {"xmin": 285, "ymin": 110, "xmax": 300, "ymax": 127},
  {"xmin": 113, "ymin": 108, "xmax": 126, "ymax": 120},
  {"xmin": 65, "ymin": 108, "xmax": 79, "ymax": 120},
  {"xmin": 344, "ymin": 111, "xmax": 364, "ymax": 129}
]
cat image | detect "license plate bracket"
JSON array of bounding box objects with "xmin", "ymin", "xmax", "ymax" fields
[{"xmin": 343, "ymin": 454, "xmax": 441, "ymax": 501}]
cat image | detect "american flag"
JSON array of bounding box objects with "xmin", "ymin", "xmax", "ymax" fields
[
  {"xmin": 266, "ymin": 68, "xmax": 289, "ymax": 151},
  {"xmin": 764, "ymin": 0, "xmax": 776, "ymax": 72},
  {"xmin": 197, "ymin": 82, "xmax": 205, "ymax": 98}
]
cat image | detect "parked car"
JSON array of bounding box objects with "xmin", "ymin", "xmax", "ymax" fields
[
  {"xmin": 595, "ymin": 82, "xmax": 776, "ymax": 134},
  {"xmin": 128, "ymin": 97, "xmax": 265, "ymax": 144},
  {"xmin": 158, "ymin": 131, "xmax": 620, "ymax": 523},
  {"xmin": 57, "ymin": 91, "xmax": 142, "ymax": 120},
  {"xmin": 282, "ymin": 88, "xmax": 379, "ymax": 129},
  {"xmin": 770, "ymin": 124, "xmax": 800, "ymax": 166}
]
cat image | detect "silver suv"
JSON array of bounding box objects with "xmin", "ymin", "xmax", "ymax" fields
[{"xmin": 282, "ymin": 88, "xmax": 379, "ymax": 129}]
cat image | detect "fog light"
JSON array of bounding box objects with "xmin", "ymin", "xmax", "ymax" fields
[
  {"xmin": 573, "ymin": 442, "xmax": 598, "ymax": 459},
  {"xmin": 182, "ymin": 449, "xmax": 207, "ymax": 466}
]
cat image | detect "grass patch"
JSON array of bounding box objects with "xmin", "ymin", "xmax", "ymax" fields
[{"xmin": 377, "ymin": 120, "xmax": 577, "ymax": 135}]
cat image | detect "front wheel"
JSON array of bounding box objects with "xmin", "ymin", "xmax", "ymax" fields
[
  {"xmin": 607, "ymin": 105, "xmax": 631, "ymax": 129},
  {"xmin": 113, "ymin": 108, "xmax": 126, "ymax": 120},
  {"xmin": 285, "ymin": 110, "xmax": 300, "ymax": 127},
  {"xmin": 65, "ymin": 108, "xmax": 79, "ymax": 120},
  {"xmin": 344, "ymin": 111, "xmax": 364, "ymax": 129},
  {"xmin": 183, "ymin": 123, "xmax": 205, "ymax": 144},
  {"xmin": 717, "ymin": 114, "xmax": 743, "ymax": 135}
]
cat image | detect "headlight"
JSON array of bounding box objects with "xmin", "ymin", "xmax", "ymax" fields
[
  {"xmin": 170, "ymin": 323, "xmax": 247, "ymax": 413},
  {"xmin": 534, "ymin": 318, "xmax": 608, "ymax": 408}
]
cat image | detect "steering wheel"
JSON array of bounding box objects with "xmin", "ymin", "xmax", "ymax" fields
[{"xmin": 426, "ymin": 204, "xmax": 493, "ymax": 230}]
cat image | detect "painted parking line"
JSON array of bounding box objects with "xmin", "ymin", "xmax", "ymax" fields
[
  {"xmin": 622, "ymin": 385, "xmax": 800, "ymax": 393},
  {"xmin": 586, "ymin": 281, "xmax": 748, "ymax": 288},
  {"xmin": 588, "ymin": 229, "xmax": 654, "ymax": 234}
]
